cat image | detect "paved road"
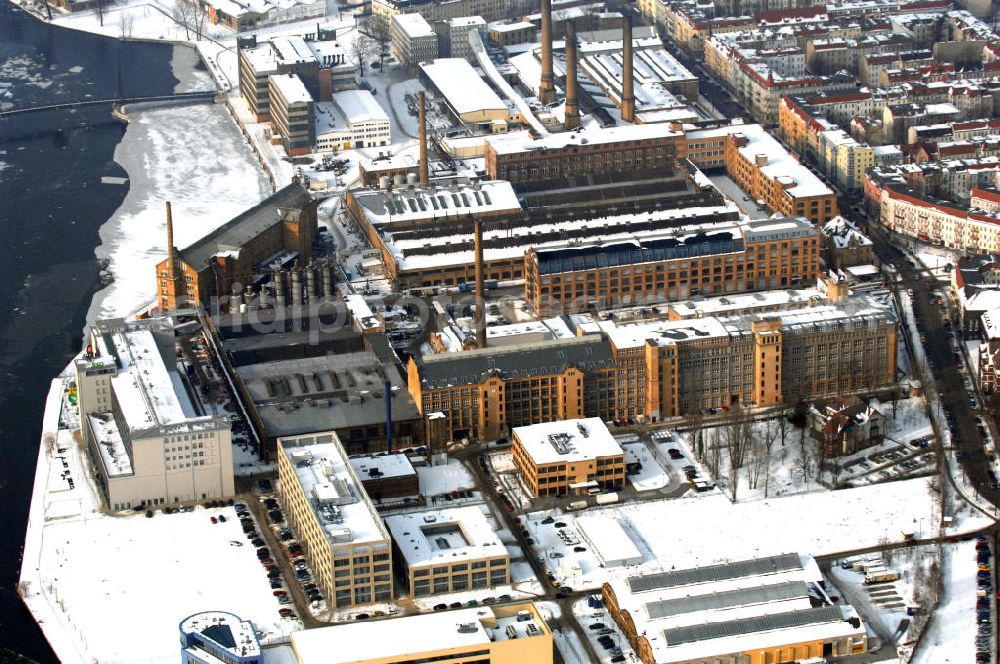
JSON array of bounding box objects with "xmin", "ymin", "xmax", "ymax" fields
[{"xmin": 866, "ymin": 215, "xmax": 1000, "ymax": 509}]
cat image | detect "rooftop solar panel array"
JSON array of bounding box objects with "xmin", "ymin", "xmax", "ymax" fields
[
  {"xmin": 663, "ymin": 606, "xmax": 843, "ymax": 646},
  {"xmin": 645, "ymin": 580, "xmax": 809, "ymax": 620},
  {"xmin": 626, "ymin": 553, "xmax": 803, "ymax": 594}
]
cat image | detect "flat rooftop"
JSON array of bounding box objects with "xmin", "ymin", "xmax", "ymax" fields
[
  {"xmin": 487, "ymin": 123, "xmax": 682, "ymax": 156},
  {"xmin": 351, "ymin": 178, "xmax": 521, "ymax": 226},
  {"xmin": 269, "ymin": 73, "xmax": 313, "ymax": 105},
  {"xmin": 513, "ymin": 417, "xmax": 623, "ymax": 465},
  {"xmin": 609, "ymin": 554, "xmax": 865, "ymax": 663},
  {"xmin": 688, "ymin": 124, "xmax": 833, "ymax": 200},
  {"xmin": 421, "ymin": 59, "xmax": 507, "ymax": 117},
  {"xmin": 291, "ymin": 604, "xmax": 548, "ymax": 663},
  {"xmin": 384, "ymin": 505, "xmax": 507, "ymax": 568},
  {"xmin": 180, "ymin": 611, "xmax": 260, "ymax": 659},
  {"xmin": 279, "ymin": 433, "xmax": 390, "ymax": 548},
  {"xmin": 350, "ymin": 454, "xmax": 417, "ymax": 481},
  {"xmin": 236, "ymin": 353, "xmax": 421, "ymax": 436}
]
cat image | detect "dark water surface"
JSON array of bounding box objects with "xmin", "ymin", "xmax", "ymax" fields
[{"xmin": 0, "ymin": 4, "xmax": 179, "ymax": 659}]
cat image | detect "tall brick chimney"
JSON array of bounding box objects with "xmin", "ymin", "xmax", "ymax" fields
[
  {"xmin": 418, "ymin": 91, "xmax": 429, "ymax": 188},
  {"xmin": 564, "ymin": 20, "xmax": 580, "ymax": 129},
  {"xmin": 474, "ymin": 216, "xmax": 487, "ymax": 349},
  {"xmin": 621, "ymin": 9, "xmax": 636, "ymax": 123},
  {"xmin": 539, "ymin": 0, "xmax": 556, "ymax": 105}
]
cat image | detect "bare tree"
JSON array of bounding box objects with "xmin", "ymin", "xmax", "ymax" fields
[
  {"xmin": 777, "ymin": 407, "xmax": 790, "ymax": 448},
  {"xmin": 118, "ymin": 10, "xmax": 134, "ymax": 38},
  {"xmin": 94, "ymin": 0, "xmax": 108, "ymax": 26},
  {"xmin": 173, "ymin": 0, "xmax": 193, "ymax": 40},
  {"xmin": 368, "ymin": 16, "xmax": 391, "ymax": 68},
  {"xmin": 352, "ymin": 32, "xmax": 376, "ymax": 77},
  {"xmin": 705, "ymin": 427, "xmax": 722, "ymax": 479},
  {"xmin": 722, "ymin": 405, "xmax": 753, "ymax": 502},
  {"xmin": 193, "ymin": 0, "xmax": 208, "ymax": 40}
]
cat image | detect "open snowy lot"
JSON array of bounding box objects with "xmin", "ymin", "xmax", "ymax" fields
[
  {"xmin": 527, "ymin": 477, "xmax": 937, "ymax": 590},
  {"xmin": 29, "ymin": 505, "xmax": 299, "ymax": 662},
  {"xmin": 912, "ymin": 540, "xmax": 985, "ymax": 663}
]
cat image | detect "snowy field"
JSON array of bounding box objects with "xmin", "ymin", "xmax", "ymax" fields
[
  {"xmin": 912, "ymin": 540, "xmax": 985, "ymax": 663},
  {"xmin": 86, "ymin": 101, "xmax": 271, "ymax": 323},
  {"xmin": 33, "ymin": 505, "xmax": 299, "ymax": 661},
  {"xmin": 622, "ymin": 442, "xmax": 670, "ymax": 491},
  {"xmin": 526, "ymin": 477, "xmax": 938, "ymax": 590}
]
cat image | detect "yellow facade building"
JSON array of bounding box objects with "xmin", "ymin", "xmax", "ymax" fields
[
  {"xmin": 290, "ymin": 602, "xmax": 553, "ymax": 664},
  {"xmin": 407, "ymin": 290, "xmax": 897, "ymax": 441},
  {"xmin": 687, "ymin": 123, "xmax": 839, "ymax": 223},
  {"xmin": 511, "ymin": 418, "xmax": 625, "ymax": 497},
  {"xmin": 277, "ymin": 432, "xmax": 394, "ymax": 609}
]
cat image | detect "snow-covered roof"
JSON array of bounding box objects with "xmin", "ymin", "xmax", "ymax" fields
[
  {"xmin": 668, "ymin": 288, "xmax": 826, "ymax": 319},
  {"xmin": 106, "ymin": 327, "xmax": 195, "ymax": 429},
  {"xmin": 823, "ymin": 215, "xmax": 873, "ymax": 248},
  {"xmin": 88, "ymin": 413, "xmax": 133, "ymax": 477},
  {"xmin": 488, "ymin": 122, "xmax": 682, "ymax": 155},
  {"xmin": 278, "ymin": 433, "xmax": 391, "ymax": 548},
  {"xmin": 420, "ymin": 59, "xmax": 506, "ymax": 117},
  {"xmin": 513, "ymin": 417, "xmax": 623, "ymax": 465},
  {"xmin": 180, "ymin": 611, "xmax": 260, "ymax": 659},
  {"xmin": 392, "ymin": 12, "xmax": 435, "ymax": 38},
  {"xmin": 350, "ymin": 453, "xmax": 416, "ymax": 481},
  {"xmin": 332, "ymin": 89, "xmax": 389, "ymax": 125},
  {"xmin": 384, "ymin": 505, "xmax": 507, "ymax": 569},
  {"xmin": 448, "ymin": 15, "xmax": 486, "ymax": 28},
  {"xmin": 982, "ymin": 307, "xmax": 1000, "ymax": 340},
  {"xmin": 290, "ymin": 604, "xmax": 549, "ymax": 663},
  {"xmin": 688, "ymin": 124, "xmax": 833, "ymax": 199},
  {"xmin": 576, "ymin": 515, "xmax": 643, "ymax": 567},
  {"xmin": 606, "ymin": 553, "xmax": 865, "ymax": 663},
  {"xmin": 488, "ymin": 20, "xmax": 534, "ymax": 32},
  {"xmin": 269, "ymin": 73, "xmax": 312, "ymax": 105},
  {"xmin": 351, "ymin": 178, "xmax": 521, "ymax": 226}
]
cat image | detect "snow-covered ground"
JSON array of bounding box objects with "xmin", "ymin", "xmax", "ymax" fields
[
  {"xmin": 527, "ymin": 477, "xmax": 938, "ymax": 590},
  {"xmin": 20, "ymin": 379, "xmax": 298, "ymax": 664},
  {"xmin": 912, "ymin": 540, "xmax": 985, "ymax": 663},
  {"xmin": 622, "ymin": 442, "xmax": 670, "ymax": 491},
  {"xmin": 85, "ymin": 101, "xmax": 271, "ymax": 323}
]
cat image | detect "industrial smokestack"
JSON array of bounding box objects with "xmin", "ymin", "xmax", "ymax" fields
[
  {"xmin": 385, "ymin": 379, "xmax": 393, "ymax": 454},
  {"xmin": 621, "ymin": 9, "xmax": 636, "ymax": 123},
  {"xmin": 418, "ymin": 91, "xmax": 429, "ymax": 188},
  {"xmin": 564, "ymin": 20, "xmax": 580, "ymax": 130},
  {"xmin": 166, "ymin": 201, "xmax": 175, "ymax": 267},
  {"xmin": 474, "ymin": 216, "xmax": 487, "ymax": 350},
  {"xmin": 539, "ymin": 0, "xmax": 556, "ymax": 105}
]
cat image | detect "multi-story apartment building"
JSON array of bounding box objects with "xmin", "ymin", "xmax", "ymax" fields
[
  {"xmin": 390, "ymin": 13, "xmax": 439, "ymax": 69},
  {"xmin": 314, "ymin": 89, "xmax": 391, "ymax": 152},
  {"xmin": 155, "ymin": 183, "xmax": 316, "ymax": 312},
  {"xmin": 867, "ymin": 178, "xmax": 1000, "ymax": 252},
  {"xmin": 511, "ymin": 418, "xmax": 625, "ymax": 497},
  {"xmin": 76, "ymin": 318, "xmax": 235, "ymax": 511},
  {"xmin": 384, "ymin": 506, "xmax": 510, "ymax": 596},
  {"xmin": 269, "ymin": 73, "xmax": 314, "ymax": 156},
  {"xmin": 372, "ymin": 0, "xmax": 517, "ymax": 31},
  {"xmin": 445, "ymin": 16, "xmax": 487, "ymax": 60},
  {"xmin": 408, "ymin": 288, "xmax": 897, "ymax": 440},
  {"xmin": 524, "ymin": 217, "xmax": 821, "ymax": 313},
  {"xmin": 484, "ymin": 124, "xmax": 688, "ymax": 184},
  {"xmin": 277, "ymin": 432, "xmax": 394, "ymax": 608},
  {"xmin": 688, "ymin": 124, "xmax": 839, "ymax": 222},
  {"xmin": 199, "ymin": 0, "xmax": 324, "ymax": 31},
  {"xmin": 238, "ymin": 33, "xmax": 353, "ymax": 122},
  {"xmin": 290, "ymin": 602, "xmax": 553, "ymax": 664}
]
